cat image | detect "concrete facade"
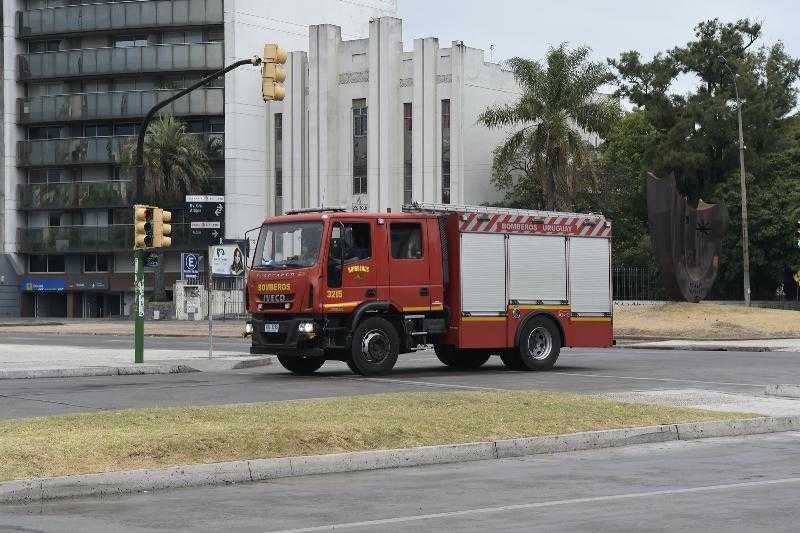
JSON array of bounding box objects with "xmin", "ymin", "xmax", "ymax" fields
[{"xmin": 267, "ymin": 17, "xmax": 522, "ymax": 216}]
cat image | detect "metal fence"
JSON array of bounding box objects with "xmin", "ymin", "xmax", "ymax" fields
[
  {"xmin": 612, "ymin": 267, "xmax": 664, "ymax": 301},
  {"xmin": 203, "ymin": 274, "xmax": 247, "ymax": 320}
]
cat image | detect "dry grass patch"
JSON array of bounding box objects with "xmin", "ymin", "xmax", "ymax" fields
[
  {"xmin": 0, "ymin": 391, "xmax": 746, "ymax": 481},
  {"xmin": 615, "ymin": 302, "xmax": 800, "ymax": 339}
]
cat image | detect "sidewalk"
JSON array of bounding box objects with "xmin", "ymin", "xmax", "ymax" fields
[
  {"xmin": 0, "ymin": 342, "xmax": 269, "ymax": 379},
  {"xmin": 625, "ymin": 338, "xmax": 800, "ymax": 352},
  {"xmin": 0, "ymin": 319, "xmax": 244, "ymax": 338}
]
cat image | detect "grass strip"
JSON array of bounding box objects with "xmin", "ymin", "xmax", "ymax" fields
[
  {"xmin": 615, "ymin": 302, "xmax": 800, "ymax": 339},
  {"xmin": 1, "ymin": 391, "xmax": 748, "ymax": 481}
]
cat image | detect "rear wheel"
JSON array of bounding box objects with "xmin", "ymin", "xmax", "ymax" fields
[
  {"xmin": 517, "ymin": 317, "xmax": 561, "ymax": 370},
  {"xmin": 277, "ymin": 355, "xmax": 326, "ymax": 375},
  {"xmin": 435, "ymin": 345, "xmax": 491, "ymax": 369},
  {"xmin": 349, "ymin": 317, "xmax": 400, "ymax": 375}
]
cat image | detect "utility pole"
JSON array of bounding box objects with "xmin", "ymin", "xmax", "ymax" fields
[{"xmin": 720, "ymin": 55, "xmax": 752, "ymax": 306}]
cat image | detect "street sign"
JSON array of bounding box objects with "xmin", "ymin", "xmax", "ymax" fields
[
  {"xmin": 210, "ymin": 244, "xmax": 246, "ymax": 278},
  {"xmin": 181, "ymin": 252, "xmax": 202, "ymax": 280},
  {"xmin": 186, "ymin": 195, "xmax": 225, "ymax": 246}
]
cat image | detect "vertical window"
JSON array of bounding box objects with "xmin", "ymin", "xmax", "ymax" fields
[
  {"xmin": 352, "ymin": 99, "xmax": 368, "ymax": 196},
  {"xmin": 390, "ymin": 223, "xmax": 424, "ymax": 259},
  {"xmin": 441, "ymin": 99, "xmax": 451, "ymax": 204},
  {"xmin": 403, "ymin": 103, "xmax": 413, "ymax": 204},
  {"xmin": 274, "ymin": 113, "xmax": 283, "ymax": 215}
]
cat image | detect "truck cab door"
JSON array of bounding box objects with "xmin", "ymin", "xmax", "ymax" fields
[
  {"xmin": 388, "ymin": 220, "xmax": 431, "ymax": 312},
  {"xmin": 325, "ymin": 220, "xmax": 377, "ymax": 311}
]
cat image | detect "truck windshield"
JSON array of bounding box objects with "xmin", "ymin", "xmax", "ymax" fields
[{"xmin": 253, "ymin": 221, "xmax": 323, "ymax": 269}]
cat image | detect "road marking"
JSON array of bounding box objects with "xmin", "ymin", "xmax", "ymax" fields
[
  {"xmin": 266, "ymin": 476, "xmax": 800, "ymax": 532},
  {"xmin": 554, "ymin": 372, "xmax": 765, "ymax": 388}
]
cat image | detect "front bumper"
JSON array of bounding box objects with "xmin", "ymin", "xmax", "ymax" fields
[{"xmin": 250, "ymin": 316, "xmax": 325, "ymax": 357}]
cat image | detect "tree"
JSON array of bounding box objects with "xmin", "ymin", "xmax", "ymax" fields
[
  {"xmin": 479, "ymin": 44, "xmax": 621, "ymax": 210},
  {"xmin": 122, "ymin": 115, "xmax": 213, "ymax": 301},
  {"xmin": 608, "ymin": 18, "xmax": 800, "ymax": 298}
]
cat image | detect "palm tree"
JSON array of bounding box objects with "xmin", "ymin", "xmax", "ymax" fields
[
  {"xmin": 122, "ymin": 115, "xmax": 213, "ymax": 301},
  {"xmin": 479, "ymin": 44, "xmax": 620, "ymax": 210}
]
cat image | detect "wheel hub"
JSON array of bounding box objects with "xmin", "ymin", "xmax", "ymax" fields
[
  {"xmin": 362, "ymin": 330, "xmax": 390, "ymax": 364},
  {"xmin": 527, "ymin": 327, "xmax": 553, "ymax": 361}
]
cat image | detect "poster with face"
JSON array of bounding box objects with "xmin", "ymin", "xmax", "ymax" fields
[{"xmin": 210, "ymin": 244, "xmax": 245, "ymax": 277}]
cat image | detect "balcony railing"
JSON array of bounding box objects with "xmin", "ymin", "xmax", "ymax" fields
[
  {"xmin": 18, "ymin": 133, "xmax": 224, "ymax": 167},
  {"xmin": 19, "ymin": 41, "xmax": 224, "ymax": 80},
  {"xmin": 17, "ymin": 181, "xmax": 134, "ymax": 210},
  {"xmin": 18, "ymin": 0, "xmax": 223, "ymax": 38},
  {"xmin": 18, "ymin": 223, "xmax": 210, "ymax": 253},
  {"xmin": 19, "ymin": 88, "xmax": 224, "ymax": 124}
]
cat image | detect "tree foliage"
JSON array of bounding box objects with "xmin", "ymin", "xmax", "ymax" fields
[
  {"xmin": 606, "ymin": 18, "xmax": 800, "ymax": 298},
  {"xmin": 479, "ymin": 44, "xmax": 621, "ymax": 210},
  {"xmin": 122, "ymin": 115, "xmax": 212, "ymax": 204}
]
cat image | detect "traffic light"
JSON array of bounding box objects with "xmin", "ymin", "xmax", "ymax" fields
[
  {"xmin": 262, "ymin": 43, "xmax": 287, "ymax": 102},
  {"xmin": 133, "ymin": 205, "xmax": 154, "ymax": 249},
  {"xmin": 153, "ymin": 208, "xmax": 173, "ymax": 248}
]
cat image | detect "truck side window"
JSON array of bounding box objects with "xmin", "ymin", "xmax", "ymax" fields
[
  {"xmin": 391, "ymin": 223, "xmax": 423, "ymax": 259},
  {"xmin": 344, "ymin": 223, "xmax": 371, "ymax": 263}
]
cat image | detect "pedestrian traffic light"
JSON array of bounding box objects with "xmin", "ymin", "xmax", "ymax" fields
[
  {"xmin": 133, "ymin": 205, "xmax": 154, "ymax": 249},
  {"xmin": 153, "ymin": 208, "xmax": 173, "ymax": 248},
  {"xmin": 262, "ymin": 43, "xmax": 287, "ymax": 102}
]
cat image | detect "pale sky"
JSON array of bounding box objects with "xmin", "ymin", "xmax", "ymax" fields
[{"xmin": 397, "ymin": 0, "xmax": 799, "ymax": 97}]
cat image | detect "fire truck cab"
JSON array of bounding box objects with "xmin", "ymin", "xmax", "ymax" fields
[{"xmin": 246, "ymin": 203, "xmax": 613, "ymax": 375}]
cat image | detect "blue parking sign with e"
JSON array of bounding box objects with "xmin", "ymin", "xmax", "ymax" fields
[{"xmin": 182, "ymin": 253, "xmax": 200, "ymax": 279}]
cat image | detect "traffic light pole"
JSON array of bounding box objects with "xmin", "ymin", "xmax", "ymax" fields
[
  {"xmin": 134, "ymin": 57, "xmax": 261, "ymax": 203},
  {"xmin": 134, "ymin": 248, "xmax": 145, "ymax": 364}
]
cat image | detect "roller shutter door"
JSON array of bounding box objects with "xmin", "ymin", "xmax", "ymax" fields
[
  {"xmin": 460, "ymin": 233, "xmax": 506, "ymax": 313},
  {"xmin": 568, "ymin": 237, "xmax": 611, "ymax": 314},
  {"xmin": 508, "ymin": 235, "xmax": 567, "ymax": 302}
]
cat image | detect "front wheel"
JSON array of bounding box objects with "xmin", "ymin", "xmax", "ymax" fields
[
  {"xmin": 277, "ymin": 355, "xmax": 326, "ymax": 375},
  {"xmin": 517, "ymin": 318, "xmax": 561, "ymax": 370},
  {"xmin": 349, "ymin": 317, "xmax": 399, "ymax": 375}
]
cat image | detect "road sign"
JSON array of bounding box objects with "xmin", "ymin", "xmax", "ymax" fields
[
  {"xmin": 182, "ymin": 252, "xmax": 201, "ymax": 280},
  {"xmin": 186, "ymin": 195, "xmax": 225, "ymax": 246},
  {"xmin": 210, "ymin": 244, "xmax": 246, "ymax": 278}
]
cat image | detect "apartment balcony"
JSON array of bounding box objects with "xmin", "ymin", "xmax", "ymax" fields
[
  {"xmin": 18, "ymin": 88, "xmax": 224, "ymax": 124},
  {"xmin": 18, "ymin": 223, "xmax": 203, "ymax": 253},
  {"xmin": 18, "ymin": 133, "xmax": 224, "ymax": 167},
  {"xmin": 19, "ymin": 42, "xmax": 224, "ymax": 81},
  {"xmin": 18, "ymin": 0, "xmax": 223, "ymax": 39},
  {"xmin": 17, "ymin": 181, "xmax": 134, "ymax": 211}
]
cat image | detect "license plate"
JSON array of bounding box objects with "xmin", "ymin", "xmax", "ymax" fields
[{"xmin": 264, "ymin": 323, "xmax": 280, "ymax": 333}]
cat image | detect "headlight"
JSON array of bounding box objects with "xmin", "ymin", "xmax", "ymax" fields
[{"xmin": 298, "ymin": 322, "xmax": 315, "ymax": 334}]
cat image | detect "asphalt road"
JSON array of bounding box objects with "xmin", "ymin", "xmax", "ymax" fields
[
  {"xmin": 0, "ymin": 331, "xmax": 250, "ymax": 352},
  {"xmin": 2, "ymin": 338, "xmax": 798, "ymax": 419},
  {"xmin": 2, "ymin": 432, "xmax": 800, "ymax": 532}
]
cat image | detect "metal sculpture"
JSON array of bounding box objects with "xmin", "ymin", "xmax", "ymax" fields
[{"xmin": 646, "ymin": 173, "xmax": 729, "ymax": 303}]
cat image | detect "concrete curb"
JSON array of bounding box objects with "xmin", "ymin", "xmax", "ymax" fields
[
  {"xmin": 0, "ymin": 365, "xmax": 200, "ymax": 380},
  {"xmin": 2, "ymin": 415, "xmax": 799, "ymax": 505},
  {"xmin": 623, "ymin": 345, "xmax": 773, "ymax": 352},
  {"xmin": 765, "ymin": 384, "xmax": 800, "ymax": 399}
]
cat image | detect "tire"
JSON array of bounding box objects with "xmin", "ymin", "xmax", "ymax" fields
[
  {"xmin": 516, "ymin": 317, "xmax": 561, "ymax": 370},
  {"xmin": 435, "ymin": 345, "xmax": 491, "ymax": 369},
  {"xmin": 349, "ymin": 317, "xmax": 400, "ymax": 375},
  {"xmin": 277, "ymin": 355, "xmax": 326, "ymax": 375},
  {"xmin": 500, "ymin": 350, "xmax": 526, "ymax": 371}
]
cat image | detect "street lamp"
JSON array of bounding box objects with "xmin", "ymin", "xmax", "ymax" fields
[{"xmin": 719, "ymin": 55, "xmax": 752, "ymax": 307}]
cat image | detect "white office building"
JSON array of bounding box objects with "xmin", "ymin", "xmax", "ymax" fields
[{"xmin": 264, "ymin": 16, "xmax": 522, "ymax": 216}]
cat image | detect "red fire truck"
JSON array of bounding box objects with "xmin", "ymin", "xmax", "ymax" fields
[{"xmin": 245, "ymin": 203, "xmax": 613, "ymax": 375}]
